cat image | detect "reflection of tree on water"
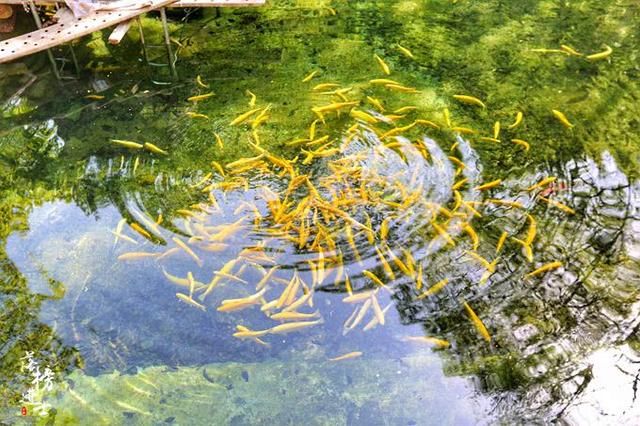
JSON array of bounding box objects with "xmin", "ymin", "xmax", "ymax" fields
[
  {"xmin": 2, "ymin": 114, "xmax": 640, "ymax": 423},
  {"xmin": 384, "ymin": 151, "xmax": 640, "ymax": 423}
]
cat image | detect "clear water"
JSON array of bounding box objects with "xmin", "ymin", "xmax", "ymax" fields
[{"xmin": 1, "ymin": 1, "xmax": 640, "ymax": 425}]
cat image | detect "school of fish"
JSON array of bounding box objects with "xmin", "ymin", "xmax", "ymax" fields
[{"xmin": 111, "ymin": 54, "xmax": 576, "ymax": 358}]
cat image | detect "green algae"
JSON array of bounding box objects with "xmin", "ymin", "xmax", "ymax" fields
[
  {"xmin": 25, "ymin": 354, "xmax": 481, "ymax": 425},
  {"xmin": 0, "ymin": 0, "xmax": 640, "ymax": 423}
]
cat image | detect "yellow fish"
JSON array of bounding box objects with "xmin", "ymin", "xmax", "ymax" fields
[
  {"xmin": 268, "ymin": 319, "xmax": 324, "ymax": 335},
  {"xmin": 526, "ymin": 261, "xmax": 562, "ymax": 277},
  {"xmin": 230, "ymin": 108, "xmax": 261, "ymax": 126},
  {"xmin": 176, "ymin": 293, "xmax": 206, "ymax": 311},
  {"xmin": 329, "ymin": 351, "xmax": 363, "ymax": 361},
  {"xmin": 539, "ymin": 196, "xmax": 576, "ymax": 214},
  {"xmin": 302, "ymin": 70, "xmax": 319, "ymax": 82},
  {"xmin": 385, "ymin": 84, "xmax": 418, "ymax": 93},
  {"xmin": 463, "ymin": 301, "xmax": 491, "ymax": 342},
  {"xmin": 397, "ymin": 44, "xmax": 415, "ymax": 59},
  {"xmin": 560, "ymin": 44, "xmax": 582, "ymax": 56},
  {"xmin": 374, "ymin": 54, "xmax": 391, "ymax": 75},
  {"xmin": 366, "ymin": 96, "xmax": 385, "ymax": 111},
  {"xmin": 117, "ymin": 252, "xmax": 159, "ymax": 261},
  {"xmin": 312, "ymin": 83, "xmax": 340, "ymax": 91},
  {"xmin": 196, "ymin": 75, "xmax": 209, "ymax": 88},
  {"xmin": 507, "ymin": 111, "xmax": 523, "ymax": 129},
  {"xmin": 187, "ymin": 92, "xmax": 214, "ymax": 102},
  {"xmin": 111, "ymin": 139, "xmax": 143, "ymax": 150},
  {"xmin": 143, "ymin": 142, "xmax": 168, "ymax": 156},
  {"xmin": 401, "ymin": 336, "xmax": 450, "ymax": 348},
  {"xmin": 474, "ymin": 179, "xmax": 502, "ymax": 191},
  {"xmin": 172, "ymin": 237, "xmax": 203, "ymax": 267},
  {"xmin": 527, "ymin": 176, "xmax": 556, "ymax": 191},
  {"xmin": 246, "ymin": 90, "xmax": 257, "ymax": 107},
  {"xmin": 417, "ymin": 278, "xmax": 449, "ymax": 299},
  {"xmin": 552, "ymin": 109, "xmax": 574, "ymax": 128},
  {"xmin": 511, "ymin": 139, "xmax": 530, "ymax": 151},
  {"xmin": 453, "ymin": 94, "xmax": 486, "ymax": 108},
  {"xmin": 186, "ymin": 112, "xmax": 209, "ymax": 119},
  {"xmin": 586, "ymin": 44, "xmax": 612, "ymax": 61},
  {"xmin": 214, "ymin": 133, "xmax": 224, "ymax": 149},
  {"xmin": 496, "ymin": 231, "xmax": 508, "ymax": 253}
]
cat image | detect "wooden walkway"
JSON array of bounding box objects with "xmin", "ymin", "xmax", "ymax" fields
[{"xmin": 0, "ymin": 0, "xmax": 265, "ymax": 64}]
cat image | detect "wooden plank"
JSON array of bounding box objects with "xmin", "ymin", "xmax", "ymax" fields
[
  {"xmin": 108, "ymin": 19, "xmax": 132, "ymax": 45},
  {"xmin": 2, "ymin": 0, "xmax": 265, "ymax": 6},
  {"xmin": 173, "ymin": 0, "xmax": 265, "ymax": 6},
  {"xmin": 0, "ymin": 0, "xmax": 179, "ymax": 63}
]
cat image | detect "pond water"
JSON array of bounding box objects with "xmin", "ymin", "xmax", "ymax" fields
[{"xmin": 1, "ymin": 1, "xmax": 639, "ymax": 424}]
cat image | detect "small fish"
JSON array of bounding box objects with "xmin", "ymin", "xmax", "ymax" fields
[
  {"xmin": 172, "ymin": 237, "xmax": 203, "ymax": 267},
  {"xmin": 511, "ymin": 139, "xmax": 530, "ymax": 151},
  {"xmin": 196, "ymin": 75, "xmax": 209, "ymax": 88},
  {"xmin": 188, "ymin": 92, "xmax": 214, "ymax": 102},
  {"xmin": 268, "ymin": 319, "xmax": 324, "ymax": 335},
  {"xmin": 397, "ymin": 44, "xmax": 415, "ymax": 59},
  {"xmin": 525, "ymin": 214, "xmax": 537, "ymax": 246},
  {"xmin": 530, "ymin": 48, "xmax": 569, "ymax": 54},
  {"xmin": 451, "ymin": 126, "xmax": 476, "ymax": 135},
  {"xmin": 110, "ymin": 231, "xmax": 137, "ymax": 245},
  {"xmin": 214, "ymin": 133, "xmax": 224, "ymax": 149},
  {"xmin": 271, "ymin": 310, "xmax": 320, "ymax": 321},
  {"xmin": 394, "ymin": 106, "xmax": 417, "ymax": 114},
  {"xmin": 230, "ymin": 108, "xmax": 261, "ymax": 126},
  {"xmin": 312, "ymin": 83, "xmax": 340, "ymax": 91},
  {"xmin": 552, "ymin": 109, "xmax": 574, "ymax": 129},
  {"xmin": 560, "ymin": 44, "xmax": 582, "ymax": 56},
  {"xmin": 414, "ymin": 119, "xmax": 440, "ymax": 129},
  {"xmin": 507, "ymin": 111, "xmax": 523, "ymax": 129},
  {"xmin": 143, "ymin": 142, "xmax": 168, "ymax": 156},
  {"xmin": 350, "ymin": 109, "xmax": 379, "ymax": 124},
  {"xmin": 85, "ymin": 94, "xmax": 105, "ymax": 100},
  {"xmin": 464, "ymin": 224, "xmax": 479, "ymax": 250},
  {"xmin": 479, "ymin": 137, "xmax": 501, "ymax": 143},
  {"xmin": 329, "ymin": 351, "xmax": 363, "ymax": 361},
  {"xmin": 385, "ymin": 84, "xmax": 418, "ymax": 93},
  {"xmin": 526, "ymin": 261, "xmax": 562, "ymax": 277},
  {"xmin": 463, "ymin": 301, "xmax": 491, "ymax": 342},
  {"xmin": 246, "ymin": 90, "xmax": 257, "ymax": 107},
  {"xmin": 402, "ymin": 336, "xmax": 450, "ymax": 348},
  {"xmin": 176, "ymin": 293, "xmax": 206, "ymax": 311},
  {"xmin": 453, "ymin": 94, "xmax": 486, "ymax": 108},
  {"xmin": 586, "ymin": 44, "xmax": 612, "ymax": 61},
  {"xmin": 366, "ymin": 96, "xmax": 385, "ymax": 112},
  {"xmin": 452, "ymin": 178, "xmax": 468, "ymax": 190},
  {"xmin": 302, "ymin": 70, "xmax": 319, "ymax": 82},
  {"xmin": 186, "ymin": 112, "xmax": 209, "ymax": 119},
  {"xmin": 527, "ymin": 177, "xmax": 556, "ymax": 192},
  {"xmin": 417, "ymin": 278, "xmax": 449, "ymax": 299},
  {"xmin": 474, "ymin": 179, "xmax": 501, "ymax": 191},
  {"xmin": 374, "ymin": 54, "xmax": 391, "ymax": 75},
  {"xmin": 496, "ymin": 231, "xmax": 508, "ymax": 253},
  {"xmin": 371, "ymin": 294, "xmax": 385, "ymax": 325},
  {"xmin": 539, "ymin": 196, "xmax": 576, "ymax": 214},
  {"xmin": 130, "ymin": 223, "xmax": 152, "ymax": 239},
  {"xmin": 117, "ymin": 252, "xmax": 159, "ymax": 261},
  {"xmin": 493, "ymin": 121, "xmax": 500, "ymax": 139},
  {"xmin": 111, "ymin": 139, "xmax": 143, "ymax": 150},
  {"xmin": 443, "ymin": 108, "xmax": 451, "ymax": 127},
  {"xmin": 512, "ymin": 237, "xmax": 533, "ymax": 262},
  {"xmin": 362, "ymin": 270, "xmax": 386, "ymax": 288}
]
